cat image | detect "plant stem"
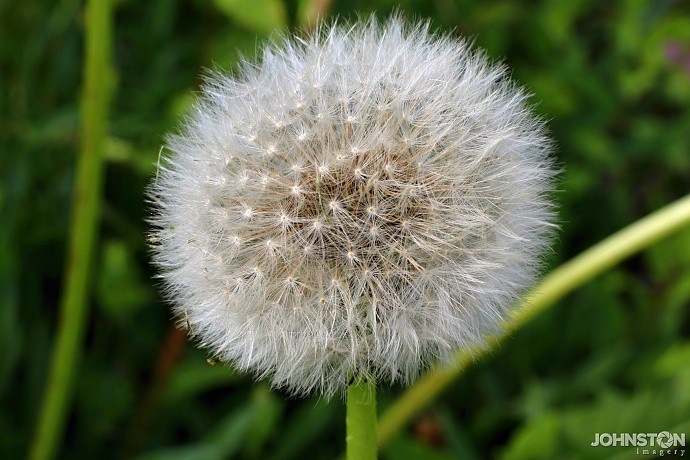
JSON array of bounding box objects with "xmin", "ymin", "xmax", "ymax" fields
[
  {"xmin": 298, "ymin": 0, "xmax": 333, "ymax": 28},
  {"xmin": 347, "ymin": 377, "xmax": 377, "ymax": 460},
  {"xmin": 120, "ymin": 326, "xmax": 188, "ymax": 458},
  {"xmin": 377, "ymin": 192, "xmax": 690, "ymax": 448},
  {"xmin": 29, "ymin": 1, "xmax": 113, "ymax": 459}
]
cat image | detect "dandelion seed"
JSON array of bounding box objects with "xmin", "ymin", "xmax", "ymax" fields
[{"xmin": 149, "ymin": 16, "xmax": 557, "ymax": 397}]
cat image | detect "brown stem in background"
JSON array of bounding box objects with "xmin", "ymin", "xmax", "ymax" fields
[
  {"xmin": 123, "ymin": 15, "xmax": 216, "ymax": 450},
  {"xmin": 120, "ymin": 326, "xmax": 187, "ymax": 458},
  {"xmin": 300, "ymin": 0, "xmax": 332, "ymax": 30}
]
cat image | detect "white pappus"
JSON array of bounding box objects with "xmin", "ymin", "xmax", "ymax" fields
[{"xmin": 149, "ymin": 16, "xmax": 557, "ymax": 397}]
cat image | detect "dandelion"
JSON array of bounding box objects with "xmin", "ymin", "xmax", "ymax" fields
[{"xmin": 149, "ymin": 17, "xmax": 557, "ymax": 399}]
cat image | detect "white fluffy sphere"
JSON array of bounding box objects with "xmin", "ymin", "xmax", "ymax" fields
[{"xmin": 150, "ymin": 17, "xmax": 557, "ymax": 396}]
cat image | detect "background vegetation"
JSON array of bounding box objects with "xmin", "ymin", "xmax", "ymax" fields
[{"xmin": 2, "ymin": 0, "xmax": 690, "ymax": 458}]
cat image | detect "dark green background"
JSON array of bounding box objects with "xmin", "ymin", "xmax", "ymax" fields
[{"xmin": 2, "ymin": 0, "xmax": 690, "ymax": 458}]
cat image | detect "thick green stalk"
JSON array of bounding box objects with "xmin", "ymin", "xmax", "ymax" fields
[
  {"xmin": 29, "ymin": 1, "xmax": 113, "ymax": 459},
  {"xmin": 347, "ymin": 377, "xmax": 377, "ymax": 460},
  {"xmin": 377, "ymin": 193, "xmax": 690, "ymax": 448}
]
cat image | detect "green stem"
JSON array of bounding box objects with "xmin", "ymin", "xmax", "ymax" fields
[
  {"xmin": 347, "ymin": 377, "xmax": 377, "ymax": 460},
  {"xmin": 377, "ymin": 193, "xmax": 690, "ymax": 448},
  {"xmin": 29, "ymin": 1, "xmax": 113, "ymax": 459}
]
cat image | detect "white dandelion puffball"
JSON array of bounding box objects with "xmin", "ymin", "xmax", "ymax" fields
[{"xmin": 150, "ymin": 17, "xmax": 557, "ymax": 397}]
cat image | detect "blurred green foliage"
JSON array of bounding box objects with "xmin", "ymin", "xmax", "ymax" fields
[{"xmin": 2, "ymin": 0, "xmax": 690, "ymax": 458}]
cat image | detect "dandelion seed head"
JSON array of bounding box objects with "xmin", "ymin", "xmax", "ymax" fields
[{"xmin": 149, "ymin": 16, "xmax": 557, "ymax": 397}]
